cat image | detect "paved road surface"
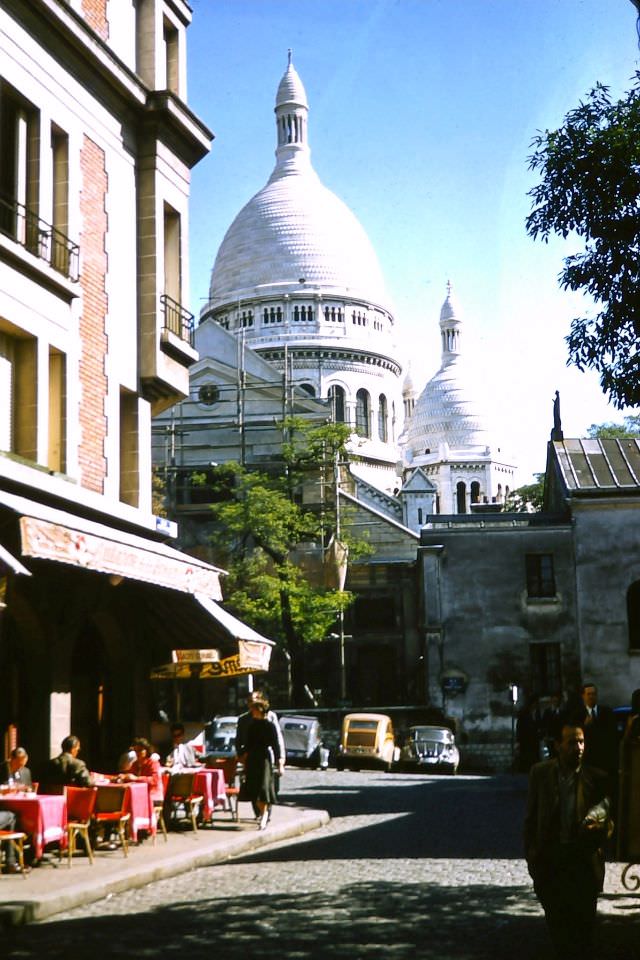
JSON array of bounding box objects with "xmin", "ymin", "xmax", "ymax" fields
[{"xmin": 5, "ymin": 770, "xmax": 639, "ymax": 959}]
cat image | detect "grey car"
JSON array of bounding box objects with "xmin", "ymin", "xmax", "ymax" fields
[{"xmin": 399, "ymin": 725, "xmax": 460, "ymax": 774}]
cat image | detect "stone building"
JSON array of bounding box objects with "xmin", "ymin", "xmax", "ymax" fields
[{"xmin": 0, "ymin": 0, "xmax": 271, "ymax": 772}]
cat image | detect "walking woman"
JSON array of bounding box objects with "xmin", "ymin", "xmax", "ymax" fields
[{"xmin": 242, "ymin": 696, "xmax": 282, "ymax": 829}]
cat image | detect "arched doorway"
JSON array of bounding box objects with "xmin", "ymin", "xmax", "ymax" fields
[
  {"xmin": 70, "ymin": 625, "xmax": 110, "ymax": 771},
  {"xmin": 456, "ymin": 481, "xmax": 467, "ymax": 514}
]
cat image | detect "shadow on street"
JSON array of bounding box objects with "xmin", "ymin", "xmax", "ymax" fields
[{"xmin": 5, "ymin": 882, "xmax": 640, "ymax": 960}]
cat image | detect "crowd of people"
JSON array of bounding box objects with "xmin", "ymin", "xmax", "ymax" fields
[
  {"xmin": 523, "ymin": 682, "xmax": 640, "ymax": 960},
  {"xmin": 0, "ymin": 689, "xmax": 286, "ymax": 873}
]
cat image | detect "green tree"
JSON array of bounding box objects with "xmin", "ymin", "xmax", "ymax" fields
[
  {"xmin": 505, "ymin": 473, "xmax": 545, "ymax": 512},
  {"xmin": 586, "ymin": 415, "xmax": 640, "ymax": 438},
  {"xmin": 526, "ymin": 77, "xmax": 640, "ymax": 408},
  {"xmin": 202, "ymin": 420, "xmax": 369, "ymax": 704}
]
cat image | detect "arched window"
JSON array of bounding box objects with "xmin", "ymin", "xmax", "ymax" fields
[
  {"xmin": 456, "ymin": 481, "xmax": 467, "ymax": 514},
  {"xmin": 356, "ymin": 389, "xmax": 370, "ymax": 437},
  {"xmin": 299, "ymin": 383, "xmax": 316, "ymax": 397},
  {"xmin": 378, "ymin": 394, "xmax": 388, "ymax": 442},
  {"xmin": 293, "ymin": 306, "xmax": 299, "ymax": 321},
  {"xmin": 328, "ymin": 385, "xmax": 346, "ymax": 423},
  {"xmin": 627, "ymin": 581, "xmax": 640, "ymax": 650},
  {"xmin": 471, "ymin": 481, "xmax": 481, "ymax": 504}
]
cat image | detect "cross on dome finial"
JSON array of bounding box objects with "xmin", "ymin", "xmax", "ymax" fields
[
  {"xmin": 446, "ymin": 279, "xmax": 452, "ymax": 297},
  {"xmin": 288, "ymin": 48, "xmax": 292, "ymax": 66}
]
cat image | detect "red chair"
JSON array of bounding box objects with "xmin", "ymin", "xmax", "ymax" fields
[
  {"xmin": 168, "ymin": 773, "xmax": 203, "ymax": 832},
  {"xmin": 152, "ymin": 772, "xmax": 170, "ymax": 845},
  {"xmin": 208, "ymin": 757, "xmax": 240, "ymax": 821},
  {"xmin": 65, "ymin": 786, "xmax": 97, "ymax": 867},
  {"xmin": 92, "ymin": 786, "xmax": 131, "ymax": 856}
]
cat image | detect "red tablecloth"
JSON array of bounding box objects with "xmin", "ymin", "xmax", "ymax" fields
[
  {"xmin": 96, "ymin": 782, "xmax": 155, "ymax": 842},
  {"xmin": 192, "ymin": 768, "xmax": 226, "ymax": 821},
  {"xmin": 0, "ymin": 793, "xmax": 66, "ymax": 859}
]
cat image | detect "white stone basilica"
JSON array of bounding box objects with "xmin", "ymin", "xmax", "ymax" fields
[{"xmin": 175, "ymin": 55, "xmax": 516, "ymax": 530}]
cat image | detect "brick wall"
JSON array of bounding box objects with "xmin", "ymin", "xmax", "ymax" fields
[
  {"xmin": 81, "ymin": 0, "xmax": 109, "ymax": 40},
  {"xmin": 79, "ymin": 135, "xmax": 108, "ymax": 493}
]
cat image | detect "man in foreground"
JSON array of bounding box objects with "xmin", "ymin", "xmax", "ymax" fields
[{"xmin": 524, "ymin": 723, "xmax": 611, "ymax": 960}]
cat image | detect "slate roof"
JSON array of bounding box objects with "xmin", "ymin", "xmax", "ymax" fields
[{"xmin": 552, "ymin": 438, "xmax": 640, "ymax": 492}]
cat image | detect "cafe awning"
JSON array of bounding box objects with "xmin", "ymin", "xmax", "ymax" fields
[
  {"xmin": 149, "ymin": 594, "xmax": 274, "ymax": 680},
  {"xmin": 0, "ymin": 542, "xmax": 31, "ymax": 576},
  {"xmin": 0, "ymin": 489, "xmax": 223, "ymax": 599}
]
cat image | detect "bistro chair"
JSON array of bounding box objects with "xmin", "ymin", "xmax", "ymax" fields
[
  {"xmin": 65, "ymin": 786, "xmax": 97, "ymax": 867},
  {"xmin": 0, "ymin": 830, "xmax": 27, "ymax": 877},
  {"xmin": 218, "ymin": 757, "xmax": 241, "ymax": 822},
  {"xmin": 92, "ymin": 786, "xmax": 131, "ymax": 856},
  {"xmin": 168, "ymin": 772, "xmax": 203, "ymax": 833},
  {"xmin": 152, "ymin": 772, "xmax": 170, "ymax": 845}
]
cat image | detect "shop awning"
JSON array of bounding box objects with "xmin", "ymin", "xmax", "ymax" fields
[
  {"xmin": 149, "ymin": 594, "xmax": 274, "ymax": 679},
  {"xmin": 0, "ymin": 542, "xmax": 31, "ymax": 576},
  {"xmin": 0, "ymin": 489, "xmax": 223, "ymax": 599}
]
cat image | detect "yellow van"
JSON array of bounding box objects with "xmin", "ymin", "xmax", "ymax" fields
[{"xmin": 336, "ymin": 713, "xmax": 398, "ymax": 771}]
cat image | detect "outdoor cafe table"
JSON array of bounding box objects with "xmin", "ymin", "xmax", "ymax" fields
[
  {"xmin": 178, "ymin": 768, "xmax": 226, "ymax": 823},
  {"xmin": 0, "ymin": 791, "xmax": 66, "ymax": 860},
  {"xmin": 94, "ymin": 779, "xmax": 156, "ymax": 843}
]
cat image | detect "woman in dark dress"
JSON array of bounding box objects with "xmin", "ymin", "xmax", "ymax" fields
[{"xmin": 243, "ymin": 698, "xmax": 281, "ymax": 830}]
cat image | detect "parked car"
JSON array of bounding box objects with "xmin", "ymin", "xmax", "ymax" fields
[
  {"xmin": 399, "ymin": 725, "xmax": 460, "ymax": 774},
  {"xmin": 336, "ymin": 712, "xmax": 398, "ymax": 772},
  {"xmin": 279, "ymin": 715, "xmax": 328, "ymax": 768},
  {"xmin": 204, "ymin": 715, "xmax": 238, "ymax": 759}
]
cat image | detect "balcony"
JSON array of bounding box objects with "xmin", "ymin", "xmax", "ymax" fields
[
  {"xmin": 0, "ymin": 196, "xmax": 79, "ymax": 282},
  {"xmin": 160, "ymin": 293, "xmax": 195, "ymax": 347}
]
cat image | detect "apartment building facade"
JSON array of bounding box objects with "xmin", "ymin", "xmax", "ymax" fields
[{"xmin": 0, "ymin": 0, "xmax": 268, "ymax": 772}]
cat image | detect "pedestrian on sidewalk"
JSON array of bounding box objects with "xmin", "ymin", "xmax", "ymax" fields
[
  {"xmin": 239, "ymin": 697, "xmax": 282, "ymax": 830},
  {"xmin": 524, "ymin": 723, "xmax": 612, "ymax": 960}
]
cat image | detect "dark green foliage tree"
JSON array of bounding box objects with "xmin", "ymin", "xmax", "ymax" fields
[
  {"xmin": 527, "ymin": 77, "xmax": 640, "ymax": 408},
  {"xmin": 505, "ymin": 473, "xmax": 545, "ymax": 512},
  {"xmin": 200, "ymin": 420, "xmax": 369, "ymax": 704},
  {"xmin": 586, "ymin": 414, "xmax": 640, "ymax": 438}
]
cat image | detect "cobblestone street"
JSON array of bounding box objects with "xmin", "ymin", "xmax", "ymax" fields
[{"xmin": 5, "ymin": 770, "xmax": 640, "ymax": 959}]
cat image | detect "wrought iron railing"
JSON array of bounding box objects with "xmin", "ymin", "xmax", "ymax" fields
[
  {"xmin": 160, "ymin": 293, "xmax": 195, "ymax": 347},
  {"xmin": 0, "ymin": 195, "xmax": 79, "ymax": 281}
]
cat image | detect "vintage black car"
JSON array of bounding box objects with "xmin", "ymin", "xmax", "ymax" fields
[{"xmin": 399, "ymin": 725, "xmax": 460, "ymax": 774}]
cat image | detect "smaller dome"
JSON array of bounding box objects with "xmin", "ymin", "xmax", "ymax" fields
[
  {"xmin": 402, "ymin": 367, "xmax": 416, "ymax": 397},
  {"xmin": 276, "ymin": 52, "xmax": 308, "ymax": 108}
]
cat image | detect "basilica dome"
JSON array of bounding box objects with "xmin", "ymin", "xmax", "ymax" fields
[
  {"xmin": 406, "ymin": 284, "xmax": 489, "ymax": 456},
  {"xmin": 207, "ymin": 57, "xmax": 391, "ymax": 312}
]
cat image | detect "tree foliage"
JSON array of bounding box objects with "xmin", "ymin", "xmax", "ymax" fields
[
  {"xmin": 505, "ymin": 473, "xmax": 545, "ymax": 513},
  {"xmin": 586, "ymin": 414, "xmax": 640, "ymax": 438},
  {"xmin": 527, "ymin": 77, "xmax": 640, "ymax": 408},
  {"xmin": 200, "ymin": 419, "xmax": 370, "ymax": 702}
]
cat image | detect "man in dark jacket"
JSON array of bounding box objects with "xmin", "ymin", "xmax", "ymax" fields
[
  {"xmin": 45, "ymin": 735, "xmax": 92, "ymax": 787},
  {"xmin": 524, "ymin": 723, "xmax": 611, "ymax": 960}
]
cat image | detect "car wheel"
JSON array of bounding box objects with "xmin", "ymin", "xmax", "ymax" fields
[{"xmin": 336, "ymin": 758, "xmax": 345, "ymax": 771}]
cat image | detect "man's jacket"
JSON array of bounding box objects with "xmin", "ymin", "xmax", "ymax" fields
[{"xmin": 524, "ymin": 757, "xmax": 610, "ymax": 889}]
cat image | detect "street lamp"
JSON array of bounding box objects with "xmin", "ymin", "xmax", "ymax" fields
[
  {"xmin": 329, "ymin": 625, "xmax": 352, "ymax": 703},
  {"xmin": 509, "ymin": 683, "xmax": 519, "ymax": 771}
]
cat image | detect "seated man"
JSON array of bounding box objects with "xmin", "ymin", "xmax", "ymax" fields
[
  {"xmin": 0, "ymin": 808, "xmax": 24, "ymax": 874},
  {"xmin": 164, "ymin": 723, "xmax": 198, "ymax": 770},
  {"xmin": 0, "ymin": 747, "xmax": 32, "ymax": 790},
  {"xmin": 45, "ymin": 735, "xmax": 92, "ymax": 787}
]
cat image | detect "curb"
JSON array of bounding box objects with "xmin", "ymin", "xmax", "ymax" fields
[{"xmin": 0, "ymin": 807, "xmax": 329, "ymax": 928}]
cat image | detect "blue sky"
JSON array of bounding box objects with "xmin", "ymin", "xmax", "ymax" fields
[{"xmin": 186, "ymin": 0, "xmax": 640, "ymax": 482}]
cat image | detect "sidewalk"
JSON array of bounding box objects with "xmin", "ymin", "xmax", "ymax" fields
[{"xmin": 0, "ymin": 803, "xmax": 329, "ymax": 928}]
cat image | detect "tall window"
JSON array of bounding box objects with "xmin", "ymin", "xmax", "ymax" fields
[
  {"xmin": 0, "ymin": 329, "xmax": 37, "ymax": 461},
  {"xmin": 51, "ymin": 125, "xmax": 69, "ymax": 274},
  {"xmin": 530, "ymin": 642, "xmax": 562, "ymax": 697},
  {"xmin": 163, "ymin": 17, "xmax": 180, "ymax": 94},
  {"xmin": 470, "ymin": 480, "xmax": 481, "ymax": 504},
  {"xmin": 328, "ymin": 384, "xmax": 346, "ymax": 423},
  {"xmin": 48, "ymin": 347, "xmax": 66, "ymax": 473},
  {"xmin": 0, "ymin": 83, "xmax": 40, "ymax": 248},
  {"xmin": 119, "ymin": 389, "xmax": 139, "ymax": 507},
  {"xmin": 378, "ymin": 394, "xmax": 388, "ymax": 442},
  {"xmin": 456, "ymin": 481, "xmax": 467, "ymax": 514},
  {"xmin": 526, "ymin": 554, "xmax": 556, "ymax": 598},
  {"xmin": 627, "ymin": 581, "xmax": 640, "ymax": 651},
  {"xmin": 163, "ymin": 203, "xmax": 181, "ymax": 302},
  {"xmin": 355, "ymin": 389, "xmax": 370, "ymax": 438}
]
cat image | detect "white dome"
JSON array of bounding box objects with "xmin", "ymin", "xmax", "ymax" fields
[
  {"xmin": 406, "ymin": 358, "xmax": 489, "ymax": 454},
  {"xmin": 207, "ymin": 56, "xmax": 391, "ymax": 312},
  {"xmin": 406, "ymin": 283, "xmax": 489, "ymax": 455},
  {"xmin": 208, "ymin": 172, "xmax": 390, "ymax": 307}
]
